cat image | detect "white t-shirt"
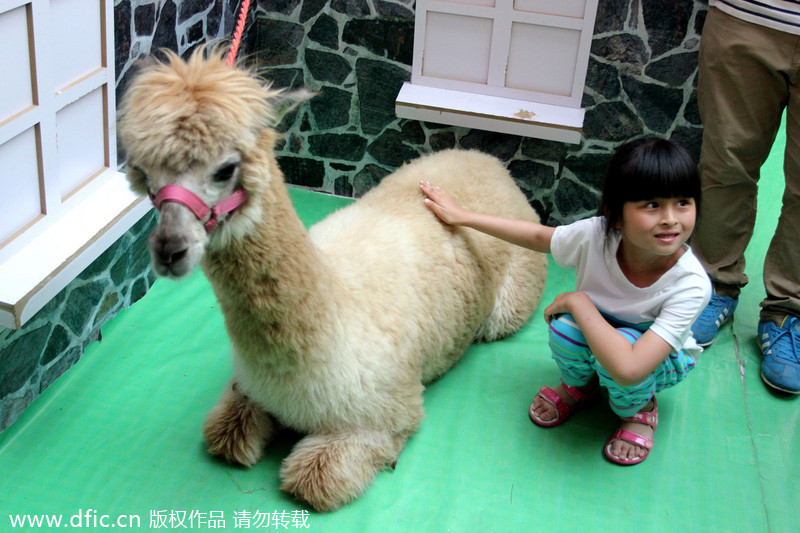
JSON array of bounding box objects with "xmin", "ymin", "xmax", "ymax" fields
[{"xmin": 550, "ymin": 217, "xmax": 712, "ymax": 359}]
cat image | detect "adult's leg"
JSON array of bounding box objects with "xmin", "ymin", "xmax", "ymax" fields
[
  {"xmin": 693, "ymin": 8, "xmax": 789, "ymax": 297},
  {"xmin": 761, "ymin": 71, "xmax": 800, "ymax": 321},
  {"xmin": 758, "ymin": 59, "xmax": 800, "ymax": 394}
]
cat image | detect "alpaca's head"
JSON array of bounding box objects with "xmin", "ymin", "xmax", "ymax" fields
[{"xmin": 118, "ymin": 47, "xmax": 305, "ymax": 278}]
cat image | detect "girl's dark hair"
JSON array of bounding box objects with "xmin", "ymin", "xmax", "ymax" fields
[{"xmin": 598, "ymin": 136, "xmax": 700, "ymax": 240}]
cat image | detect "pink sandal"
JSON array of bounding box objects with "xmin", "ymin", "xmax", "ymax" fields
[
  {"xmin": 529, "ymin": 380, "xmax": 597, "ymax": 427},
  {"xmin": 604, "ymin": 397, "xmax": 658, "ymax": 466}
]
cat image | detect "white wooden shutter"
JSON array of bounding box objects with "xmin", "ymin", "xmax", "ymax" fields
[{"xmin": 397, "ymin": 0, "xmax": 599, "ymax": 143}]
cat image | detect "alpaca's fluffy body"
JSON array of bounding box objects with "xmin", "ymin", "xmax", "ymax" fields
[{"xmin": 118, "ymin": 50, "xmax": 547, "ymax": 511}]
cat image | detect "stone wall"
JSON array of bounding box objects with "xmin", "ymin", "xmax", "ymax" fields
[
  {"xmin": 0, "ymin": 213, "xmax": 158, "ymax": 430},
  {"xmin": 114, "ymin": 0, "xmax": 240, "ymax": 106},
  {"xmin": 248, "ymin": 0, "xmax": 707, "ymax": 226},
  {"xmin": 0, "ymin": 0, "xmax": 238, "ymax": 433}
]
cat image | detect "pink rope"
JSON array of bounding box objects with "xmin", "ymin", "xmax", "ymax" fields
[{"xmin": 226, "ymin": 0, "xmax": 252, "ymax": 66}]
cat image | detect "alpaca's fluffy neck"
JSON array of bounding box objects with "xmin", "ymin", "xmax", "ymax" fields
[{"xmin": 202, "ymin": 170, "xmax": 336, "ymax": 365}]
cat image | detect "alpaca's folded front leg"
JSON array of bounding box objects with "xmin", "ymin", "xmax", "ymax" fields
[
  {"xmin": 202, "ymin": 381, "xmax": 276, "ymax": 467},
  {"xmin": 280, "ymin": 430, "xmax": 406, "ymax": 511}
]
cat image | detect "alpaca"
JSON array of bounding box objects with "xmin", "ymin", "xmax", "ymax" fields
[{"xmin": 118, "ymin": 48, "xmax": 548, "ymax": 511}]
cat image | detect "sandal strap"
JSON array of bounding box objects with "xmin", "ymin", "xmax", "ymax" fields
[
  {"xmin": 537, "ymin": 385, "xmax": 571, "ymax": 421},
  {"xmin": 608, "ymin": 428, "xmax": 654, "ymax": 451},
  {"xmin": 620, "ymin": 398, "xmax": 658, "ymax": 430},
  {"xmin": 560, "ymin": 379, "xmax": 595, "ymax": 403}
]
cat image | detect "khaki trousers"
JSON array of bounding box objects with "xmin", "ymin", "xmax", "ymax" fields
[{"xmin": 693, "ymin": 7, "xmax": 800, "ymax": 322}]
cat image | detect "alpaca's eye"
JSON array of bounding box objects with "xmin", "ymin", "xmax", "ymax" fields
[{"xmin": 213, "ymin": 163, "xmax": 238, "ymax": 183}]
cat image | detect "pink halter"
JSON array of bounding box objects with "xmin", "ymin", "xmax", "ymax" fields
[{"xmin": 150, "ymin": 185, "xmax": 247, "ymax": 233}]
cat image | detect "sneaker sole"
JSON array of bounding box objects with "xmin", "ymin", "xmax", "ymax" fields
[{"xmin": 760, "ymin": 370, "xmax": 800, "ymax": 395}]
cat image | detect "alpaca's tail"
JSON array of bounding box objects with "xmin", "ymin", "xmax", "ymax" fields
[{"xmin": 475, "ymin": 247, "xmax": 547, "ymax": 342}]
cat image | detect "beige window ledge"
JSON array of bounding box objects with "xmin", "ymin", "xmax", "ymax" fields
[
  {"xmin": 395, "ymin": 83, "xmax": 584, "ymax": 144},
  {"xmin": 0, "ymin": 171, "xmax": 151, "ymax": 330}
]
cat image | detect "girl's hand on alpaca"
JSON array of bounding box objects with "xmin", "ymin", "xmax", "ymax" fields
[{"xmin": 420, "ymin": 181, "xmax": 470, "ymax": 226}]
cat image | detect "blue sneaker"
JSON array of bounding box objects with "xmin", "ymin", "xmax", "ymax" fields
[
  {"xmin": 759, "ymin": 316, "xmax": 800, "ymax": 394},
  {"xmin": 691, "ymin": 293, "xmax": 738, "ymax": 347}
]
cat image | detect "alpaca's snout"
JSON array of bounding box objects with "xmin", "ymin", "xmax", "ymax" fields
[
  {"xmin": 149, "ymin": 220, "xmax": 206, "ymax": 278},
  {"xmin": 152, "ymin": 234, "xmax": 188, "ymax": 265},
  {"xmin": 148, "ymin": 201, "xmax": 208, "ymax": 278},
  {"xmin": 149, "ymin": 231, "xmax": 194, "ymax": 278}
]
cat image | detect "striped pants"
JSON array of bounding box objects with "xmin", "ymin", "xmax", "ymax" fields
[{"xmin": 548, "ymin": 314, "xmax": 696, "ymax": 417}]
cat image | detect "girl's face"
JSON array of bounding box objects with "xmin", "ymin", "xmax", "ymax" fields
[{"xmin": 619, "ymin": 197, "xmax": 697, "ymax": 261}]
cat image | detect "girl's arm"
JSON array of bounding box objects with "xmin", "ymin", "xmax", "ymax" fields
[
  {"xmin": 420, "ymin": 181, "xmax": 554, "ymax": 253},
  {"xmin": 546, "ymin": 291, "xmax": 674, "ymax": 386}
]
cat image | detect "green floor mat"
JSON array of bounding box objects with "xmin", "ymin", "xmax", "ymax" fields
[{"xmin": 1, "ymin": 136, "xmax": 798, "ymax": 531}]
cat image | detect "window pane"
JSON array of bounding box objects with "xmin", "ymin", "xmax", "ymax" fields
[
  {"xmin": 0, "ymin": 128, "xmax": 43, "ymax": 245},
  {"xmin": 56, "ymin": 88, "xmax": 106, "ymax": 199},
  {"xmin": 51, "ymin": 0, "xmax": 103, "ymax": 90},
  {"xmin": 0, "ymin": 6, "xmax": 35, "ymax": 122},
  {"xmin": 506, "ymin": 23, "xmax": 580, "ymax": 96},
  {"xmin": 423, "ymin": 12, "xmax": 493, "ymax": 84}
]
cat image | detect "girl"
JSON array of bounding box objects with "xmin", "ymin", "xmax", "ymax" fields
[{"xmin": 420, "ymin": 137, "xmax": 711, "ymax": 465}]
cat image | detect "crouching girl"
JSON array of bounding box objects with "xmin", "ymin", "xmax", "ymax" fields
[{"xmin": 420, "ymin": 137, "xmax": 711, "ymax": 465}]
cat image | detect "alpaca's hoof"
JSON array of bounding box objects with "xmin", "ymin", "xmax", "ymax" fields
[
  {"xmin": 202, "ymin": 385, "xmax": 274, "ymax": 467},
  {"xmin": 280, "ymin": 432, "xmax": 398, "ymax": 511},
  {"xmin": 280, "ymin": 446, "xmax": 360, "ymax": 511}
]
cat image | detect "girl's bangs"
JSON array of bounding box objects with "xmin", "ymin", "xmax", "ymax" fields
[{"xmin": 619, "ymin": 151, "xmax": 700, "ymax": 202}]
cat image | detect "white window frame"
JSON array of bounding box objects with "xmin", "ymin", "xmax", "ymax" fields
[
  {"xmin": 0, "ymin": 0, "xmax": 150, "ymax": 330},
  {"xmin": 396, "ymin": 0, "xmax": 599, "ymax": 143}
]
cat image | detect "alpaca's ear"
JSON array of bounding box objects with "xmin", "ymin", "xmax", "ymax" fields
[{"xmin": 270, "ymin": 88, "xmax": 316, "ymax": 125}]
